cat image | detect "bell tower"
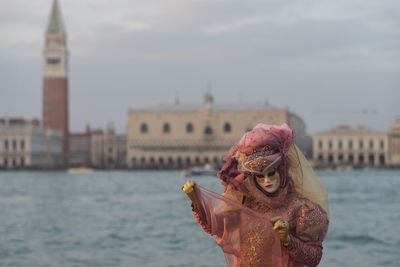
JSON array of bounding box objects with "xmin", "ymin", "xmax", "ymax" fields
[{"xmin": 42, "ymin": 0, "xmax": 69, "ymax": 162}]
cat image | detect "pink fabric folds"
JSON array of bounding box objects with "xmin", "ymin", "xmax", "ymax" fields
[{"xmin": 194, "ymin": 185, "xmax": 290, "ymax": 267}]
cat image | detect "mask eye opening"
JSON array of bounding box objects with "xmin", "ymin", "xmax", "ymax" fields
[{"xmin": 255, "ymin": 174, "xmax": 264, "ymax": 179}]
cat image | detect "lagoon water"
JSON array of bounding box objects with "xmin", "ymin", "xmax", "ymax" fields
[{"xmin": 0, "ymin": 170, "xmax": 399, "ymax": 267}]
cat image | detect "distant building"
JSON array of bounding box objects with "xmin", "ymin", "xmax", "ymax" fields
[
  {"xmin": 388, "ymin": 119, "xmax": 400, "ymax": 167},
  {"xmin": 312, "ymin": 125, "xmax": 389, "ymax": 168},
  {"xmin": 127, "ymin": 93, "xmax": 311, "ymax": 169},
  {"xmin": 68, "ymin": 126, "xmax": 91, "ymax": 167},
  {"xmin": 90, "ymin": 124, "xmax": 126, "ymax": 168},
  {"xmin": 0, "ymin": 117, "xmax": 62, "ymax": 169},
  {"xmin": 42, "ymin": 0, "xmax": 69, "ymax": 159}
]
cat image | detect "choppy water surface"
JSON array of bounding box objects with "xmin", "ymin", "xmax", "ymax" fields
[{"xmin": 0, "ymin": 170, "xmax": 399, "ymax": 267}]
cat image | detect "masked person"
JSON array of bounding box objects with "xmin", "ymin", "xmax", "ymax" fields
[{"xmin": 182, "ymin": 124, "xmax": 329, "ymax": 267}]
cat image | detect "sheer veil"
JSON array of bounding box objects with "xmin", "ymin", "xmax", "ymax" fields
[{"xmin": 288, "ymin": 144, "xmax": 330, "ymax": 218}]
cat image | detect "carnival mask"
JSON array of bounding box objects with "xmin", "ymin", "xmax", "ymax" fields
[{"xmin": 255, "ymin": 169, "xmax": 280, "ymax": 193}]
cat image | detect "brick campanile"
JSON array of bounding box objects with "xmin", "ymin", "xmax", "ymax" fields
[{"xmin": 43, "ymin": 0, "xmax": 69, "ymax": 162}]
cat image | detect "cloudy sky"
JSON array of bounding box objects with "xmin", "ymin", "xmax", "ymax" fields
[{"xmin": 0, "ymin": 0, "xmax": 399, "ymax": 133}]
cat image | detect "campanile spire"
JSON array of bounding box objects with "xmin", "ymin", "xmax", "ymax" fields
[
  {"xmin": 47, "ymin": 0, "xmax": 66, "ymax": 34},
  {"xmin": 42, "ymin": 0, "xmax": 69, "ymax": 163}
]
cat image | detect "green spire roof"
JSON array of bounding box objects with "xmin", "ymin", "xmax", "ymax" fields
[{"xmin": 46, "ymin": 0, "xmax": 65, "ymax": 34}]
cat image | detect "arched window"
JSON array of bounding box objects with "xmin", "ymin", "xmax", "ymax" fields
[
  {"xmin": 328, "ymin": 154, "xmax": 333, "ymax": 163},
  {"xmin": 369, "ymin": 140, "xmax": 374, "ymax": 149},
  {"xmin": 318, "ymin": 154, "xmax": 323, "ymax": 162},
  {"xmin": 348, "ymin": 154, "xmax": 354, "ymax": 163},
  {"xmin": 338, "ymin": 154, "xmax": 344, "ymax": 162},
  {"xmin": 359, "ymin": 154, "xmax": 364, "ymax": 163},
  {"xmin": 348, "ymin": 140, "xmax": 353, "ymax": 149},
  {"xmin": 379, "ymin": 154, "xmax": 385, "ymax": 165},
  {"xmin": 369, "ymin": 154, "xmax": 375, "ymax": 164},
  {"xmin": 318, "ymin": 140, "xmax": 323, "ymax": 149},
  {"xmin": 168, "ymin": 157, "xmax": 173, "ymax": 166},
  {"xmin": 186, "ymin": 157, "xmax": 191, "ymax": 165},
  {"xmin": 158, "ymin": 157, "xmax": 164, "ymax": 165},
  {"xmin": 195, "ymin": 157, "xmax": 200, "ymax": 165},
  {"xmin": 140, "ymin": 123, "xmax": 148, "ymax": 133},
  {"xmin": 328, "ymin": 140, "xmax": 332, "ymax": 149},
  {"xmin": 131, "ymin": 157, "xmax": 137, "ymax": 165},
  {"xmin": 163, "ymin": 123, "xmax": 170, "ymax": 133},
  {"xmin": 186, "ymin": 123, "xmax": 194, "ymax": 133},
  {"xmin": 213, "ymin": 156, "xmax": 219, "ymax": 165},
  {"xmin": 338, "ymin": 140, "xmax": 343, "ymax": 149},
  {"xmin": 223, "ymin": 122, "xmax": 231, "ymax": 133},
  {"xmin": 204, "ymin": 126, "xmax": 213, "ymax": 135},
  {"xmin": 359, "ymin": 140, "xmax": 363, "ymax": 149},
  {"xmin": 204, "ymin": 157, "xmax": 209, "ymax": 164},
  {"xmin": 177, "ymin": 157, "xmax": 182, "ymax": 167}
]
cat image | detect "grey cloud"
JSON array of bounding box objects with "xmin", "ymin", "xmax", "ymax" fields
[{"xmin": 0, "ymin": 0, "xmax": 399, "ymax": 133}]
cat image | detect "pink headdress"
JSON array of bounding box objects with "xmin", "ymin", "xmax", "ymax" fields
[{"xmin": 217, "ymin": 123, "xmax": 296, "ymax": 194}]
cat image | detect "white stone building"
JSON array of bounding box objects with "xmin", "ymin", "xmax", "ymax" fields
[
  {"xmin": 127, "ymin": 94, "xmax": 311, "ymax": 169},
  {"xmin": 312, "ymin": 125, "xmax": 389, "ymax": 168},
  {"xmin": 68, "ymin": 129, "xmax": 91, "ymax": 167},
  {"xmin": 90, "ymin": 124, "xmax": 126, "ymax": 168},
  {"xmin": 388, "ymin": 119, "xmax": 400, "ymax": 167},
  {"xmin": 0, "ymin": 118, "xmax": 63, "ymax": 168}
]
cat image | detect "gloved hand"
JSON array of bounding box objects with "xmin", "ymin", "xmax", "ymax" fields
[
  {"xmin": 182, "ymin": 180, "xmax": 198, "ymax": 207},
  {"xmin": 271, "ymin": 216, "xmax": 291, "ymax": 246}
]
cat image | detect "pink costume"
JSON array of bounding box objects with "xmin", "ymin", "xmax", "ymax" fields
[{"xmin": 191, "ymin": 124, "xmax": 329, "ymax": 267}]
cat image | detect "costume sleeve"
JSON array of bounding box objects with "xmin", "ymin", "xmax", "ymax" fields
[
  {"xmin": 192, "ymin": 203, "xmax": 212, "ymax": 234},
  {"xmin": 191, "ymin": 201, "xmax": 238, "ymax": 237},
  {"xmin": 191, "ymin": 185, "xmax": 243, "ymax": 236},
  {"xmin": 285, "ymin": 201, "xmax": 329, "ymax": 267}
]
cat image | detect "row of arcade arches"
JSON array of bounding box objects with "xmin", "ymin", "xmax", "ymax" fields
[
  {"xmin": 317, "ymin": 153, "xmax": 385, "ymax": 165},
  {"xmin": 130, "ymin": 155, "xmax": 222, "ymax": 168}
]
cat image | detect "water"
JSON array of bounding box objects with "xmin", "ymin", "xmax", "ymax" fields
[{"xmin": 0, "ymin": 170, "xmax": 399, "ymax": 267}]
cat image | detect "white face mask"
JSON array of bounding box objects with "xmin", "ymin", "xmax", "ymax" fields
[{"xmin": 255, "ymin": 170, "xmax": 280, "ymax": 193}]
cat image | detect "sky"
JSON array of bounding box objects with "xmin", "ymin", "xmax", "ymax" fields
[{"xmin": 0, "ymin": 0, "xmax": 399, "ymax": 134}]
